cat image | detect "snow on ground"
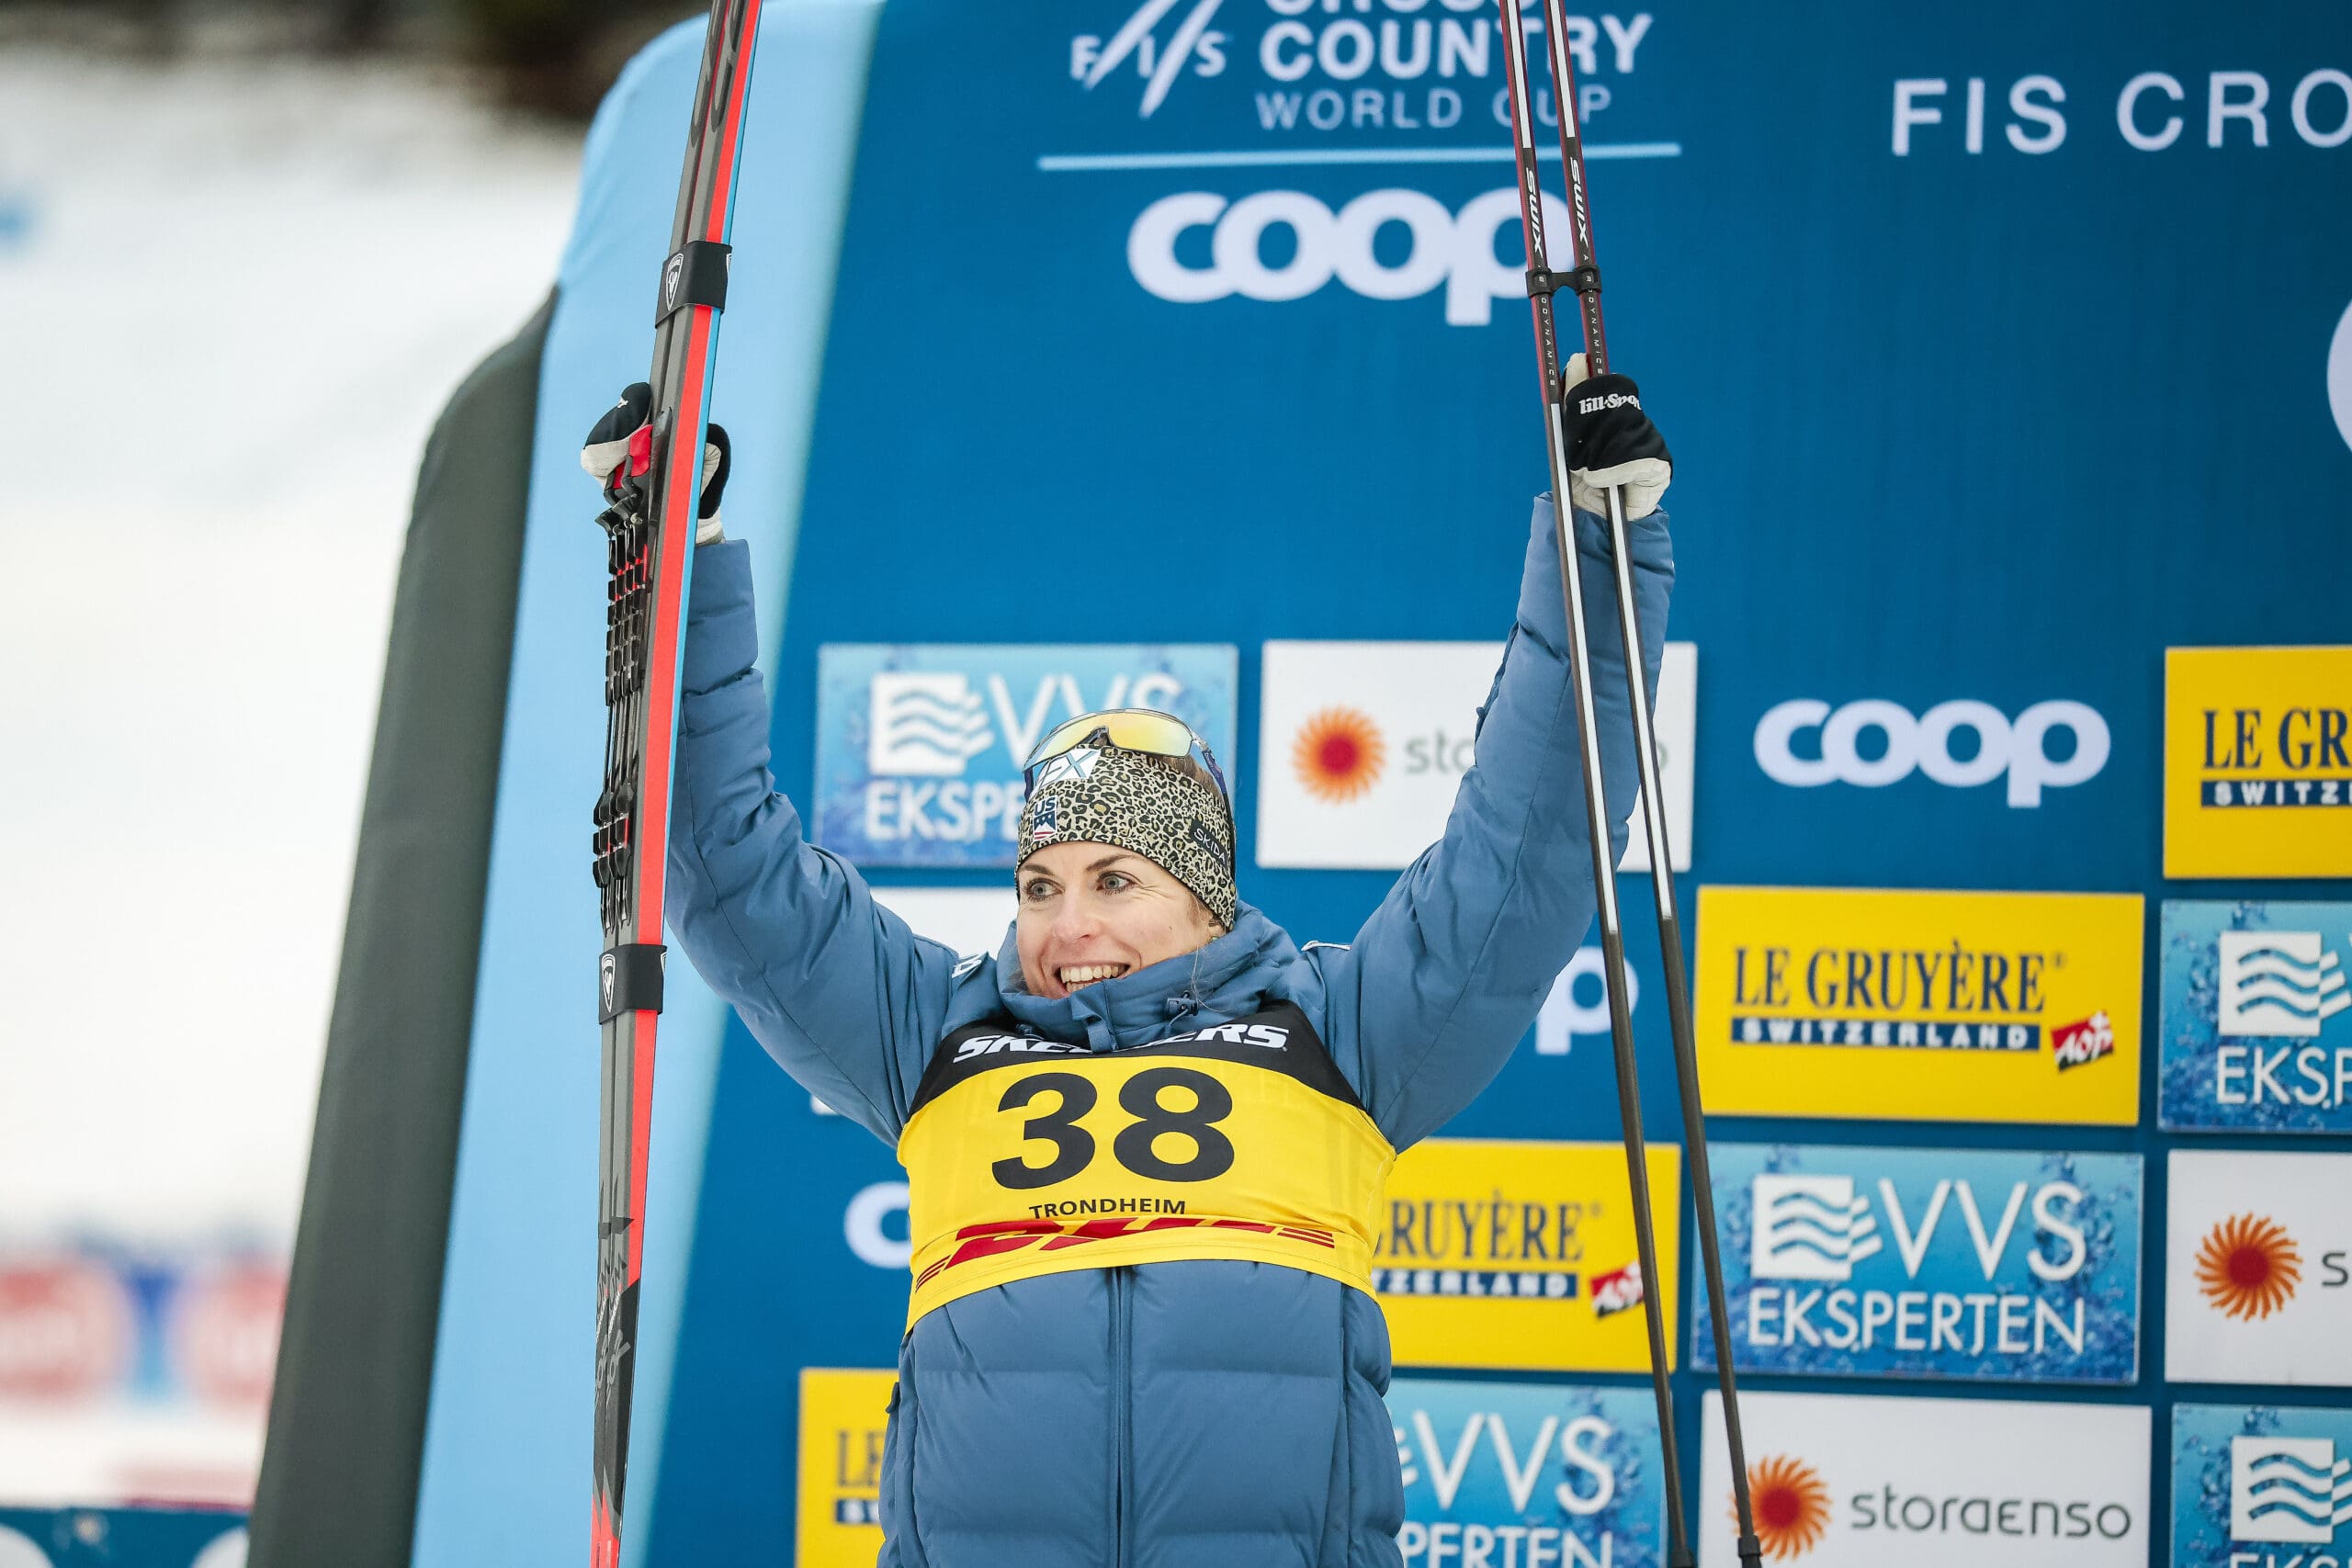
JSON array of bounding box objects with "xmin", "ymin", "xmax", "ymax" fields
[{"xmin": 0, "ymin": 44, "xmax": 579, "ymax": 1247}]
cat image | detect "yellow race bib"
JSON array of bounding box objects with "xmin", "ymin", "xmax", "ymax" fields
[{"xmin": 896, "ymin": 1002, "xmax": 1394, "ymax": 1328}]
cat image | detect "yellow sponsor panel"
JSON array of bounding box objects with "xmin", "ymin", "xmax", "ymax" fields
[
  {"xmin": 797, "ymin": 1367, "xmax": 895, "ymax": 1568},
  {"xmin": 1374, "ymin": 1138, "xmax": 1679, "ymax": 1373},
  {"xmin": 2165, "ymin": 646, "xmax": 2352, "ymax": 876},
  {"xmin": 1693, "ymin": 886, "xmax": 2143, "ymax": 1124}
]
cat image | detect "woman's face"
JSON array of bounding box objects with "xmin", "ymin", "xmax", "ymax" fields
[{"xmin": 1015, "ymin": 841, "xmax": 1223, "ymax": 1000}]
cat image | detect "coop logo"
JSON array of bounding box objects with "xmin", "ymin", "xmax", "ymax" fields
[
  {"xmin": 2196, "ymin": 1213, "xmax": 2305, "ymax": 1322},
  {"xmin": 1068, "ymin": 0, "xmax": 1655, "ymax": 127},
  {"xmin": 816, "ymin": 645, "xmax": 1235, "ymax": 867},
  {"xmin": 1130, "ymin": 186, "xmax": 1582, "ymax": 325},
  {"xmin": 2165, "ymin": 648, "xmax": 2352, "ymax": 876},
  {"xmin": 2232, "ymin": 1437, "xmax": 2352, "ymax": 1546},
  {"xmin": 1753, "ymin": 697, "xmax": 2110, "ymax": 807},
  {"xmin": 1751, "ymin": 1176, "xmax": 1883, "ymax": 1280},
  {"xmin": 1292, "ymin": 705, "xmax": 1385, "ymax": 801}
]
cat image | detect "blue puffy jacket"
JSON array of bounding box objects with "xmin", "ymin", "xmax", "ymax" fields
[{"xmin": 666, "ymin": 497, "xmax": 1670, "ymax": 1567}]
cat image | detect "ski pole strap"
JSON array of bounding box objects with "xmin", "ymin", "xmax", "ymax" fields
[
  {"xmin": 654, "ymin": 240, "xmax": 731, "ymax": 323},
  {"xmin": 598, "ymin": 943, "xmax": 668, "ymax": 1022},
  {"xmin": 1525, "ymin": 263, "xmax": 1601, "ymax": 298}
]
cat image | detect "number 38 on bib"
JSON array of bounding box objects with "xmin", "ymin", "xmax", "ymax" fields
[{"xmin": 896, "ymin": 1003, "xmax": 1396, "ymax": 1326}]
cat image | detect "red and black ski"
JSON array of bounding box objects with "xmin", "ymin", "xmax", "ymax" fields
[{"xmin": 587, "ymin": 4, "xmax": 762, "ymax": 1563}]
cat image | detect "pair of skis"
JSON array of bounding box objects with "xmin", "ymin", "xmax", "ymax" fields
[
  {"xmin": 1493, "ymin": 4, "xmax": 1762, "ymax": 1566},
  {"xmin": 588, "ymin": 2, "xmax": 762, "ymax": 1564}
]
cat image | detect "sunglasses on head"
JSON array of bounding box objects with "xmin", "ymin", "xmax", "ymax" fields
[{"xmin": 1021, "ymin": 709, "xmax": 1232, "ymax": 812}]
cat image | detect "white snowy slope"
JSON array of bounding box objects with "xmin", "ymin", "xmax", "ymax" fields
[{"xmin": 0, "ymin": 45, "xmax": 579, "ymax": 1247}]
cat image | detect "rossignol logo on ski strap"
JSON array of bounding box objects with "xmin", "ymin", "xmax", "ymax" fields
[{"xmin": 653, "ymin": 239, "xmax": 733, "ymax": 324}]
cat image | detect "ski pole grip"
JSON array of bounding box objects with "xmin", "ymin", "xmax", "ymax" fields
[
  {"xmin": 654, "ymin": 240, "xmax": 732, "ymax": 323},
  {"xmin": 598, "ymin": 943, "xmax": 668, "ymax": 1022}
]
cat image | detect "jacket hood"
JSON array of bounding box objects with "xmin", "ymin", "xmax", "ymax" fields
[{"xmin": 987, "ymin": 902, "xmax": 1302, "ymax": 1052}]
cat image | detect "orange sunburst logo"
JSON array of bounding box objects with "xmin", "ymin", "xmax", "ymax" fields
[
  {"xmin": 1291, "ymin": 706, "xmax": 1386, "ymax": 803},
  {"xmin": 1745, "ymin": 1454, "xmax": 1831, "ymax": 1562},
  {"xmin": 2195, "ymin": 1213, "xmax": 2302, "ymax": 1321}
]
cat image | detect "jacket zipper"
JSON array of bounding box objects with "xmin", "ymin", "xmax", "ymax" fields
[{"xmin": 1112, "ymin": 1264, "xmax": 1133, "ymax": 1568}]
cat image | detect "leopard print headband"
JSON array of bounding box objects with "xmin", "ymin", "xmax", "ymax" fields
[{"xmin": 1015, "ymin": 741, "xmax": 1238, "ymax": 930}]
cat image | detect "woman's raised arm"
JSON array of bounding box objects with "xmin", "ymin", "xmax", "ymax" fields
[
  {"xmin": 1326, "ymin": 494, "xmax": 1673, "ymax": 1149},
  {"xmin": 663, "ymin": 538, "xmax": 962, "ymax": 1142}
]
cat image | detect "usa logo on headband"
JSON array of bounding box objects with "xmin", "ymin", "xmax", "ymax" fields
[{"xmin": 1030, "ymin": 799, "xmax": 1059, "ymax": 840}]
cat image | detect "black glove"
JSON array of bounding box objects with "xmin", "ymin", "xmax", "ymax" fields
[
  {"xmin": 581, "ymin": 382, "xmax": 732, "ymax": 544},
  {"xmin": 1560, "ymin": 354, "xmax": 1670, "ymax": 520}
]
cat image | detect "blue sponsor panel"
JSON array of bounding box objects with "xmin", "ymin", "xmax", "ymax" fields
[
  {"xmin": 1692, "ymin": 1144, "xmax": 2141, "ymax": 1384},
  {"xmin": 1385, "ymin": 1377, "xmax": 1663, "ymax": 1568},
  {"xmin": 2172, "ymin": 1404, "xmax": 2352, "ymax": 1568},
  {"xmin": 2161, "ymin": 901, "xmax": 2352, "ymax": 1134},
  {"xmin": 811, "ymin": 644, "xmax": 1238, "ymax": 868}
]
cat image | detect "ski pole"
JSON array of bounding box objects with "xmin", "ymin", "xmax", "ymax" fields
[
  {"xmin": 588, "ymin": 4, "xmax": 763, "ymax": 1565},
  {"xmin": 1511, "ymin": 3, "xmax": 1765, "ymax": 1564},
  {"xmin": 1490, "ymin": 3, "xmax": 1691, "ymax": 1564}
]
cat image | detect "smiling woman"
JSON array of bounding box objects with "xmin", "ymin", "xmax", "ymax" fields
[
  {"xmin": 1011, "ymin": 715, "xmax": 1238, "ymax": 998},
  {"xmin": 596, "ymin": 338, "xmax": 1676, "ymax": 1562}
]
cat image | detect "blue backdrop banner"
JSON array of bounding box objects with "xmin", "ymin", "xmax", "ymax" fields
[{"xmin": 432, "ymin": 0, "xmax": 2352, "ymax": 1562}]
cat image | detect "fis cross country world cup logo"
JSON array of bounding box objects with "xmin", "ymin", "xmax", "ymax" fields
[
  {"xmin": 1386, "ymin": 1377, "xmax": 1664, "ymax": 1568},
  {"xmin": 2160, "ymin": 901, "xmax": 2352, "ymax": 1134},
  {"xmin": 1256, "ymin": 640, "xmax": 1694, "ymax": 872},
  {"xmin": 2165, "ymin": 1151, "xmax": 2352, "ymax": 1387},
  {"xmin": 1691, "ymin": 886, "xmax": 2144, "ymax": 1125},
  {"xmin": 2172, "ymin": 1404, "xmax": 2352, "ymax": 1568},
  {"xmin": 1045, "ymin": 1, "xmax": 1679, "ymax": 324},
  {"xmin": 1699, "ymin": 1391, "xmax": 2149, "ymax": 1567},
  {"xmin": 1692, "ymin": 1145, "xmax": 2143, "ymax": 1385},
  {"xmin": 813, "ymin": 644, "xmax": 1237, "ymax": 868},
  {"xmin": 2165, "ymin": 647, "xmax": 2352, "ymax": 877},
  {"xmin": 1374, "ymin": 1138, "xmax": 1680, "ymax": 1374}
]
